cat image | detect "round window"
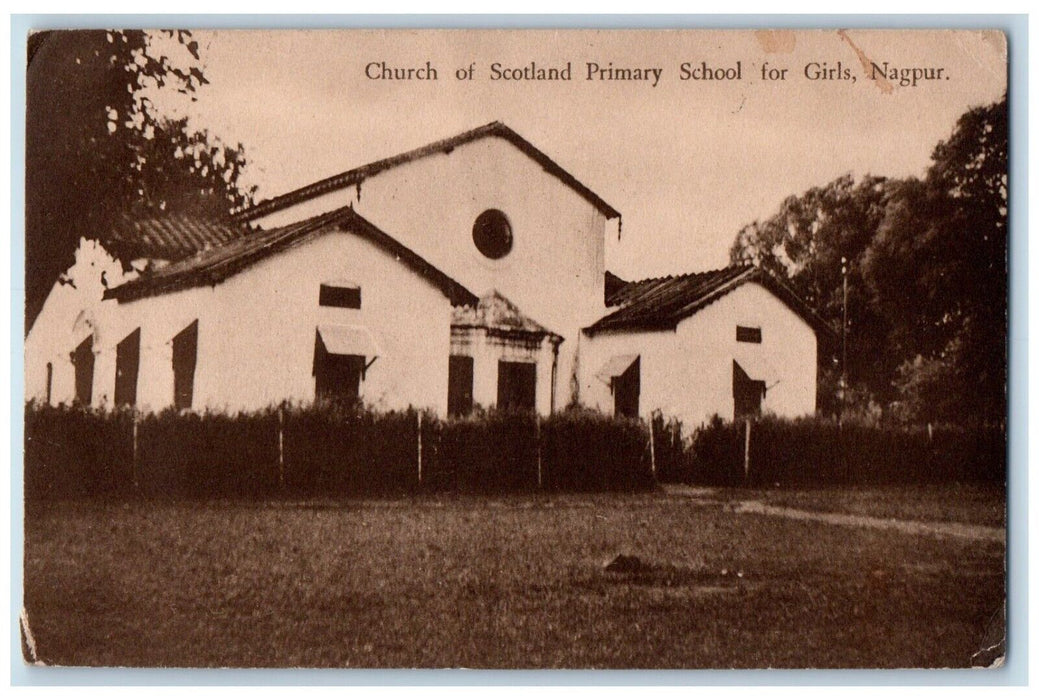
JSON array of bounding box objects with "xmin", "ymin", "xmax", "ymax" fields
[{"xmin": 472, "ymin": 209, "xmax": 513, "ymax": 259}]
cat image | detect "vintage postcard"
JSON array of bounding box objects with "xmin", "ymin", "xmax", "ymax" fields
[{"xmin": 22, "ymin": 28, "xmax": 1008, "ymax": 669}]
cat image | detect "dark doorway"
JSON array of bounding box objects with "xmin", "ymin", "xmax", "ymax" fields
[
  {"xmin": 314, "ymin": 333, "xmax": 365, "ymax": 403},
  {"xmin": 72, "ymin": 334, "xmax": 93, "ymax": 406},
  {"xmin": 315, "ymin": 354, "xmax": 364, "ymax": 403},
  {"xmin": 115, "ymin": 327, "xmax": 140, "ymax": 406},
  {"xmin": 448, "ymin": 355, "xmax": 474, "ymax": 416},
  {"xmin": 172, "ymin": 320, "xmax": 198, "ymax": 410},
  {"xmin": 733, "ymin": 360, "xmax": 766, "ymax": 419},
  {"xmin": 614, "ymin": 356, "xmax": 640, "ymax": 418},
  {"xmin": 497, "ymin": 360, "xmax": 536, "ymax": 412}
]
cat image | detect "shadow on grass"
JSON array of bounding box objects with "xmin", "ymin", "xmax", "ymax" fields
[{"xmin": 583, "ymin": 561, "xmax": 751, "ymax": 594}]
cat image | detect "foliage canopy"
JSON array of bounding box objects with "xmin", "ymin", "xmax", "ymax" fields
[
  {"xmin": 26, "ymin": 30, "xmax": 255, "ymax": 330},
  {"xmin": 731, "ymin": 96, "xmax": 1007, "ymax": 425}
]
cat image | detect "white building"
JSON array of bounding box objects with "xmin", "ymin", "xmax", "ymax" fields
[
  {"xmin": 581, "ymin": 266, "xmax": 829, "ymax": 428},
  {"xmin": 25, "ymin": 122, "xmax": 830, "ymax": 426}
]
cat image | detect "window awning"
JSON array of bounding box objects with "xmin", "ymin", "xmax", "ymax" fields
[
  {"xmin": 596, "ymin": 354, "xmax": 639, "ymax": 383},
  {"xmin": 317, "ymin": 324, "xmax": 379, "ymax": 358},
  {"xmin": 733, "ymin": 359, "xmax": 767, "ymax": 397},
  {"xmin": 322, "ymin": 278, "xmax": 359, "ymax": 289},
  {"xmin": 733, "ymin": 350, "xmax": 779, "ymax": 388}
]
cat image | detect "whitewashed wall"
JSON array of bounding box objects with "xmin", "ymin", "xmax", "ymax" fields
[
  {"xmin": 252, "ymin": 135, "xmax": 614, "ymax": 408},
  {"xmin": 451, "ymin": 329, "xmax": 559, "ymax": 415},
  {"xmin": 24, "ymin": 239, "xmax": 131, "ymax": 406},
  {"xmin": 580, "ymin": 282, "xmax": 818, "ymax": 429},
  {"xmin": 30, "ymin": 231, "xmax": 454, "ymax": 414}
]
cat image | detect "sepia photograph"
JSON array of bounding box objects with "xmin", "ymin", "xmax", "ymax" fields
[{"xmin": 21, "ymin": 27, "xmax": 1008, "ymax": 670}]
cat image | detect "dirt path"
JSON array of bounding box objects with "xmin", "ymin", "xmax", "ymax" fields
[
  {"xmin": 662, "ymin": 485, "xmax": 1005, "ymax": 544},
  {"xmin": 732, "ymin": 499, "xmax": 1005, "ymax": 543}
]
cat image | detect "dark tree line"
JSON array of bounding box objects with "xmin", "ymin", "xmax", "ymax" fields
[
  {"xmin": 731, "ymin": 96, "xmax": 1007, "ymax": 426},
  {"xmin": 25, "ymin": 30, "xmax": 255, "ymax": 331}
]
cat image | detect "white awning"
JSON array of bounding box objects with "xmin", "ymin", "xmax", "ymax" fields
[
  {"xmin": 321, "ymin": 278, "xmax": 359, "ymax": 289},
  {"xmin": 596, "ymin": 354, "xmax": 639, "ymax": 383},
  {"xmin": 733, "ymin": 349, "xmax": 779, "ymax": 387},
  {"xmin": 317, "ymin": 325, "xmax": 379, "ymax": 358}
]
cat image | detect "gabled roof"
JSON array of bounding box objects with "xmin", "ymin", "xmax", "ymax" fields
[
  {"xmin": 103, "ymin": 213, "xmax": 250, "ymax": 262},
  {"xmin": 452, "ymin": 289, "xmax": 562, "ymax": 341},
  {"xmin": 586, "ymin": 264, "xmax": 836, "ymax": 340},
  {"xmin": 233, "ymin": 121, "xmax": 621, "ymax": 224},
  {"xmin": 105, "ymin": 206, "xmax": 478, "ymax": 306}
]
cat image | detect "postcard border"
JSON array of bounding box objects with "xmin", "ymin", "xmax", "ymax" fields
[{"xmin": 9, "ymin": 13, "xmax": 1029, "ymax": 687}]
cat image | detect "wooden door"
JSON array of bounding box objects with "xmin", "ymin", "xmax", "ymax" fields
[
  {"xmin": 315, "ymin": 348, "xmax": 364, "ymax": 403},
  {"xmin": 497, "ymin": 361, "xmax": 536, "ymax": 412},
  {"xmin": 733, "ymin": 360, "xmax": 765, "ymax": 419},
  {"xmin": 448, "ymin": 355, "xmax": 474, "ymax": 416},
  {"xmin": 115, "ymin": 328, "xmax": 140, "ymax": 406},
  {"xmin": 72, "ymin": 334, "xmax": 94, "ymax": 406},
  {"xmin": 173, "ymin": 320, "xmax": 198, "ymax": 409},
  {"xmin": 614, "ymin": 356, "xmax": 640, "ymax": 418}
]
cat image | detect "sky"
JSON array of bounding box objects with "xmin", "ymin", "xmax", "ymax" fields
[{"xmin": 155, "ymin": 29, "xmax": 1007, "ymax": 279}]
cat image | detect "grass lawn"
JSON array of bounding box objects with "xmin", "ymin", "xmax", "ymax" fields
[{"xmin": 23, "ymin": 486, "xmax": 1005, "ymax": 669}]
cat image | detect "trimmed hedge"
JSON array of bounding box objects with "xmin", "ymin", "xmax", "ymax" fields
[
  {"xmin": 28, "ymin": 403, "xmax": 1000, "ymax": 499},
  {"xmin": 25, "ymin": 403, "xmax": 134, "ymax": 499},
  {"xmin": 282, "ymin": 404, "xmax": 419, "ymax": 496},
  {"xmin": 657, "ymin": 415, "xmax": 1006, "ymax": 486},
  {"xmin": 23, "ymin": 403, "xmax": 652, "ymax": 499},
  {"xmin": 423, "ymin": 410, "xmax": 540, "ymax": 492},
  {"xmin": 651, "ymin": 413, "xmax": 687, "ymax": 484},
  {"xmin": 136, "ymin": 409, "xmax": 280, "ymax": 497},
  {"xmin": 540, "ymin": 408, "xmax": 653, "ymax": 491}
]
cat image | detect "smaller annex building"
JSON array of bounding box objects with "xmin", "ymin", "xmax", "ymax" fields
[
  {"xmin": 580, "ymin": 266, "xmax": 832, "ymax": 429},
  {"xmin": 25, "ymin": 122, "xmax": 832, "ymax": 429}
]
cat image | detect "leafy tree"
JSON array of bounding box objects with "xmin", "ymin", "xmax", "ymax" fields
[
  {"xmin": 863, "ymin": 96, "xmax": 1007, "ymax": 425},
  {"xmin": 729, "ymin": 174, "xmax": 900, "ymax": 410},
  {"xmin": 731, "ymin": 95, "xmax": 1007, "ymax": 425},
  {"xmin": 25, "ymin": 30, "xmax": 254, "ymax": 331}
]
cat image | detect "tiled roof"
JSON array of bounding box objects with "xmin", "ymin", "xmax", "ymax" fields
[
  {"xmin": 233, "ymin": 121, "xmax": 621, "ymax": 224},
  {"xmin": 452, "ymin": 290, "xmax": 562, "ymax": 340},
  {"xmin": 604, "ymin": 270, "xmax": 629, "ymax": 306},
  {"xmin": 587, "ymin": 264, "xmax": 835, "ymax": 339},
  {"xmin": 103, "ymin": 213, "xmax": 250, "ymax": 261},
  {"xmin": 105, "ymin": 206, "xmax": 478, "ymax": 307}
]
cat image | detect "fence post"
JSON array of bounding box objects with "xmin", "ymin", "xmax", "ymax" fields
[
  {"xmin": 536, "ymin": 416, "xmax": 543, "ymax": 489},
  {"xmin": 649, "ymin": 412, "xmax": 657, "ymax": 481},
  {"xmin": 417, "ymin": 411, "xmax": 423, "ymax": 485},
  {"xmin": 743, "ymin": 418, "xmax": 752, "ymax": 484},
  {"xmin": 278, "ymin": 405, "xmax": 285, "ymax": 489},
  {"xmin": 131, "ymin": 410, "xmax": 139, "ymax": 490}
]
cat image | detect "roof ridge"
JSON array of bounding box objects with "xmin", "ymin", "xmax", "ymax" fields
[
  {"xmin": 623, "ymin": 263, "xmax": 755, "ymax": 286},
  {"xmin": 105, "ymin": 204, "xmax": 477, "ymax": 307},
  {"xmin": 232, "ymin": 121, "xmax": 619, "ymax": 223},
  {"xmin": 586, "ymin": 262, "xmax": 833, "ymax": 338}
]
